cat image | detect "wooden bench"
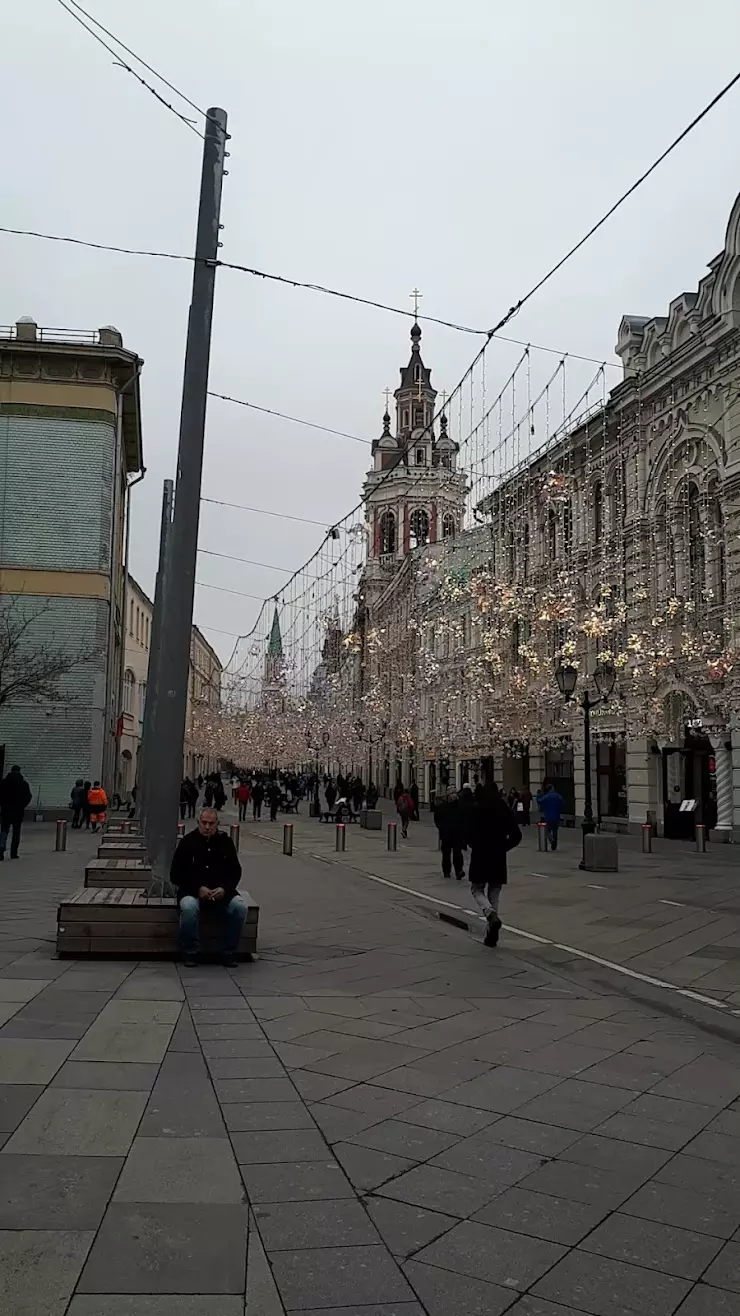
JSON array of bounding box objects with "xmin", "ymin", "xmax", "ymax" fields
[
  {"xmin": 98, "ymin": 841, "xmax": 148, "ymax": 860},
  {"xmin": 85, "ymin": 858, "xmax": 152, "ymax": 888},
  {"xmin": 57, "ymin": 886, "xmax": 259, "ymax": 959},
  {"xmin": 105, "ymin": 822, "xmax": 141, "ymax": 835}
]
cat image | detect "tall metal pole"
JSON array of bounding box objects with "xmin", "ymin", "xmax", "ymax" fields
[
  {"xmin": 146, "ymin": 107, "xmax": 228, "ymax": 886},
  {"xmin": 579, "ymin": 695, "xmax": 596, "ymax": 869},
  {"xmin": 139, "ymin": 478, "xmax": 174, "ymax": 832}
]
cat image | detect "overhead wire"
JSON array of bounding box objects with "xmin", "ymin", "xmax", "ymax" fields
[{"xmin": 200, "ymin": 497, "xmax": 331, "ymax": 528}]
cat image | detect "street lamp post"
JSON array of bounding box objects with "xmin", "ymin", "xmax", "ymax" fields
[{"xmin": 554, "ymin": 660, "xmax": 616, "ymax": 869}]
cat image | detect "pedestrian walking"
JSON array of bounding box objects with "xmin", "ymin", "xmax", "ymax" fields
[
  {"xmin": 520, "ymin": 788, "xmax": 532, "ymax": 825},
  {"xmin": 236, "ymin": 780, "xmax": 251, "ymax": 821},
  {"xmin": 187, "ymin": 778, "xmax": 199, "ymax": 819},
  {"xmin": 179, "ymin": 779, "xmax": 190, "ymax": 821},
  {"xmin": 70, "ymin": 778, "xmax": 86, "ymax": 829},
  {"xmin": 466, "ymin": 783, "xmax": 521, "ymax": 947},
  {"xmin": 396, "ymin": 786, "xmax": 414, "ymax": 839},
  {"xmin": 267, "ymin": 779, "xmax": 281, "ymax": 822},
  {"xmin": 87, "ymin": 781, "xmax": 108, "ymax": 833},
  {"xmin": 536, "ymin": 782, "xmax": 565, "ymax": 850},
  {"xmin": 213, "ymin": 777, "xmax": 227, "ymax": 811},
  {"xmin": 0, "ymin": 765, "xmax": 32, "ymax": 860},
  {"xmin": 325, "ymin": 778, "xmax": 337, "ymax": 814},
  {"xmin": 252, "ymin": 780, "xmax": 264, "ymax": 820},
  {"xmin": 433, "ymin": 788, "xmax": 466, "ymax": 879}
]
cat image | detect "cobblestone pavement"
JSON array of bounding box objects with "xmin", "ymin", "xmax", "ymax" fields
[{"xmin": 2, "ymin": 820, "xmax": 740, "ymax": 1313}]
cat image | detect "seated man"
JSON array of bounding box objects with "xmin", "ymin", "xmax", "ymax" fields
[{"xmin": 170, "ymin": 807, "xmax": 247, "ymax": 967}]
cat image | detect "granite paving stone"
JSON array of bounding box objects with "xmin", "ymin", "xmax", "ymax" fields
[
  {"xmin": 485, "ymin": 1116, "xmax": 581, "ymax": 1157},
  {"xmin": 214, "ymin": 1076, "xmax": 298, "ymax": 1103},
  {"xmin": 77, "ymin": 1201, "xmax": 248, "ymax": 1294},
  {"xmin": 674, "ymin": 1284, "xmax": 740, "ymax": 1314},
  {"xmin": 322, "ymin": 1083, "xmax": 420, "ymax": 1119},
  {"xmin": 513, "ymin": 1301, "xmax": 607, "ymax": 1315},
  {"xmin": 231, "ymin": 1128, "xmax": 331, "ymax": 1164},
  {"xmin": 430, "ymin": 1131, "xmax": 544, "ymax": 1185},
  {"xmin": 290, "ymin": 1071, "xmax": 355, "ymax": 1101},
  {"xmin": 3, "ymin": 1087, "xmax": 148, "ymax": 1156},
  {"xmin": 348, "ymin": 1117, "xmax": 460, "ymax": 1162},
  {"xmin": 310, "ymin": 1101, "xmax": 386, "ymax": 1142},
  {"xmin": 245, "ymin": 1207, "xmax": 288, "ymax": 1316},
  {"xmin": 703, "ymin": 1241, "xmax": 740, "ymax": 1294},
  {"xmin": 442, "ymin": 1066, "xmax": 562, "ymax": 1113},
  {"xmin": 0, "ymin": 1018, "xmax": 95, "ymax": 1040},
  {"xmin": 621, "ymin": 1179, "xmax": 740, "ymax": 1238},
  {"xmin": 207, "ymin": 1056, "xmax": 288, "ymax": 1078},
  {"xmin": 113, "ymin": 1136, "xmax": 244, "ymax": 1202},
  {"xmin": 305, "ymin": 1041, "xmax": 431, "ymax": 1082},
  {"xmin": 580, "ymin": 1211, "xmax": 724, "ymax": 1279},
  {"xmin": 682, "ymin": 1129, "xmax": 740, "ymax": 1167},
  {"xmin": 0, "ymin": 1037, "xmax": 74, "ymax": 1084},
  {"xmin": 51, "ymin": 1061, "xmax": 159, "ymax": 1091},
  {"xmin": 297, "ymin": 1308, "xmax": 426, "ymax": 1316},
  {"xmin": 651, "ymin": 1058, "xmax": 740, "ymax": 1106},
  {"xmin": 0, "ymin": 979, "xmax": 49, "ymax": 1002},
  {"xmin": 94, "ymin": 999, "xmax": 182, "ymax": 1026},
  {"xmin": 254, "ymin": 1197, "xmax": 380, "ymax": 1250},
  {"xmin": 368, "ymin": 1066, "xmax": 457, "ymax": 1098},
  {"xmin": 532, "ymin": 1250, "xmax": 692, "ymax": 1315},
  {"xmin": 114, "ymin": 978, "xmax": 185, "ymax": 1001},
  {"xmin": 402, "ymin": 1257, "xmax": 520, "ymax": 1315},
  {"xmin": 366, "ymin": 1196, "xmax": 459, "ymax": 1257},
  {"xmin": 269, "ymin": 1243, "xmax": 414, "ymax": 1310},
  {"xmin": 71, "ymin": 1019, "xmax": 174, "ymax": 1064},
  {"xmin": 0, "ymin": 1084, "xmax": 43, "ymax": 1130},
  {"xmin": 376, "ymin": 1163, "xmax": 499, "ymax": 1217},
  {"xmin": 240, "ymin": 1159, "xmax": 355, "ymax": 1202},
  {"xmin": 594, "ymin": 1109, "xmax": 710, "ymax": 1152},
  {"xmin": 415, "ymin": 1218, "xmax": 565, "ymax": 1290},
  {"xmin": 516, "ymin": 1158, "xmax": 651, "ymax": 1210},
  {"xmin": 394, "ymin": 1098, "xmax": 497, "ymax": 1137},
  {"xmin": 68, "ymin": 1299, "xmax": 244, "ymax": 1314},
  {"xmin": 223, "ymin": 1101, "xmax": 316, "ymax": 1131},
  {"xmin": 557, "ymin": 1132, "xmax": 671, "ymax": 1177},
  {"xmin": 0, "ymin": 1228, "xmax": 94, "ymax": 1316},
  {"xmin": 334, "ymin": 1142, "xmax": 415, "ymax": 1191},
  {"xmin": 137, "ymin": 1049, "xmax": 224, "ymax": 1138},
  {"xmin": 0, "ymin": 1154, "xmax": 123, "ymax": 1228},
  {"xmin": 473, "ymin": 1186, "xmax": 609, "ymax": 1245},
  {"xmin": 201, "ymin": 1038, "xmax": 274, "ymax": 1058}
]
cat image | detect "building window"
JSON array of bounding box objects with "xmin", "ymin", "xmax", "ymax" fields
[
  {"xmin": 523, "ymin": 522, "xmax": 530, "ymax": 579},
  {"xmin": 593, "ymin": 480, "xmax": 603, "ymax": 543},
  {"xmin": 138, "ymin": 681, "xmax": 147, "ymax": 724},
  {"xmin": 129, "ymin": 600, "xmax": 134, "ymax": 635},
  {"xmin": 415, "ymin": 448, "xmax": 425, "ymax": 465},
  {"xmin": 379, "ymin": 510, "xmax": 396, "ymax": 555},
  {"xmin": 563, "ymin": 500, "xmax": 573, "ymax": 554},
  {"xmin": 413, "ymin": 362, "xmax": 422, "ymax": 382},
  {"xmin": 123, "ymin": 668, "xmax": 135, "ymax": 715},
  {"xmin": 413, "ymin": 405, "xmax": 424, "ymax": 428},
  {"xmin": 402, "ymin": 408, "xmax": 410, "ymax": 429},
  {"xmin": 442, "ymin": 513, "xmax": 455, "ymax": 538},
  {"xmin": 410, "ymin": 508, "xmax": 430, "ymax": 548},
  {"xmin": 548, "ymin": 509, "xmax": 557, "ymax": 558},
  {"xmin": 687, "ymin": 481, "xmax": 705, "ymax": 607}
]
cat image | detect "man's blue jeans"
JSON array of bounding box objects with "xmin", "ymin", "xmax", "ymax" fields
[
  {"xmin": 179, "ymin": 894, "xmax": 247, "ymax": 955},
  {"xmin": 546, "ymin": 822, "xmax": 559, "ymax": 851}
]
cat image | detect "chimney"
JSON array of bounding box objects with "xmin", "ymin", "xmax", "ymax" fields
[{"xmin": 15, "ymin": 317, "xmax": 38, "ymax": 342}]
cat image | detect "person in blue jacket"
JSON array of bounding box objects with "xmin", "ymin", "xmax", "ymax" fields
[{"xmin": 536, "ymin": 782, "xmax": 564, "ymax": 851}]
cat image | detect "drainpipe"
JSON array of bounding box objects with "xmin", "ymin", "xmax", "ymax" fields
[{"xmin": 114, "ymin": 462, "xmax": 146, "ymax": 798}]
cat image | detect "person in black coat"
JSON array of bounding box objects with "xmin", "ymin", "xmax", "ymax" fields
[
  {"xmin": 433, "ymin": 789, "xmax": 466, "ymax": 880},
  {"xmin": 465, "ymin": 783, "xmax": 521, "ymax": 947},
  {"xmin": 170, "ymin": 807, "xmax": 246, "ymax": 966},
  {"xmin": 0, "ymin": 765, "xmax": 33, "ymax": 860}
]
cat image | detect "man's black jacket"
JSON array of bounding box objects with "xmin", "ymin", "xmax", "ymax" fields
[
  {"xmin": 0, "ymin": 770, "xmax": 32, "ymax": 819},
  {"xmin": 170, "ymin": 829, "xmax": 242, "ymax": 902}
]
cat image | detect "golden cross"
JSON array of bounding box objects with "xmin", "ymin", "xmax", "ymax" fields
[
  {"xmin": 410, "ymin": 287, "xmax": 422, "ymax": 320},
  {"xmin": 440, "ymin": 389, "xmax": 448, "ymax": 409},
  {"xmin": 383, "ymin": 387, "xmax": 392, "ymax": 413}
]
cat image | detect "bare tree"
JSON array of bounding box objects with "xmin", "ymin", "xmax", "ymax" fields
[{"xmin": 0, "ymin": 598, "xmax": 95, "ymax": 708}]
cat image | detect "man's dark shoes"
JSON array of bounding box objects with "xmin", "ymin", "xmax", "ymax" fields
[
  {"xmin": 483, "ymin": 914, "xmax": 502, "ymax": 948},
  {"xmin": 183, "ymin": 955, "xmax": 199, "ymax": 968},
  {"xmin": 221, "ymin": 952, "xmax": 239, "ymax": 968}
]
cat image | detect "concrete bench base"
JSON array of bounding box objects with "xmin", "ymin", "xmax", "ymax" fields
[
  {"xmin": 583, "ymin": 833, "xmax": 619, "ymax": 872},
  {"xmin": 57, "ymin": 886, "xmax": 259, "ymax": 958},
  {"xmin": 360, "ymin": 809, "xmax": 383, "ymax": 830}
]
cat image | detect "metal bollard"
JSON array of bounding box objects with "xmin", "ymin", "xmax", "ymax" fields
[
  {"xmin": 387, "ymin": 821, "xmax": 397, "ymax": 852},
  {"xmin": 230, "ymin": 823, "xmax": 240, "ymax": 851},
  {"xmin": 55, "ymin": 819, "xmax": 67, "ymax": 852},
  {"xmin": 537, "ymin": 821, "xmax": 548, "ymax": 852},
  {"xmin": 641, "ymin": 823, "xmax": 652, "ymax": 854},
  {"xmin": 177, "ymin": 821, "xmax": 185, "ymax": 839},
  {"xmin": 336, "ymin": 823, "xmax": 346, "ymax": 852},
  {"xmin": 283, "ymin": 823, "xmax": 293, "ymax": 856},
  {"xmin": 121, "ymin": 819, "xmax": 130, "ymax": 835},
  {"xmin": 695, "ymin": 823, "xmax": 706, "ymax": 853}
]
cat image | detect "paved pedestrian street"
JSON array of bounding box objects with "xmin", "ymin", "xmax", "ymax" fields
[{"xmin": 2, "ymin": 821, "xmax": 740, "ymax": 1313}]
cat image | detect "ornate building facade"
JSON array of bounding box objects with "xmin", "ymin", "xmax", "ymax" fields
[{"xmin": 356, "ymin": 195, "xmax": 740, "ymax": 839}]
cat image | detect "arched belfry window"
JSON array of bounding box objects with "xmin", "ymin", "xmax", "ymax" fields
[
  {"xmin": 410, "ymin": 508, "xmax": 430, "ymax": 548},
  {"xmin": 379, "ymin": 510, "xmax": 396, "ymax": 555},
  {"xmin": 442, "ymin": 513, "xmax": 455, "ymax": 539}
]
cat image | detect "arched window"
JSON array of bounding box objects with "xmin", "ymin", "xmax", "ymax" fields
[
  {"xmin": 413, "ymin": 362, "xmax": 422, "ymax": 383},
  {"xmin": 506, "ymin": 528, "xmax": 515, "ymax": 579},
  {"xmin": 442, "ymin": 513, "xmax": 456, "ymax": 539},
  {"xmin": 523, "ymin": 522, "xmax": 530, "ymax": 579},
  {"xmin": 547, "ymin": 509, "xmax": 557, "ymax": 558},
  {"xmin": 123, "ymin": 668, "xmax": 135, "ymax": 715},
  {"xmin": 379, "ymin": 510, "xmax": 396, "ymax": 555},
  {"xmin": 687, "ymin": 481, "xmax": 705, "ymax": 607},
  {"xmin": 410, "ymin": 508, "xmax": 430, "ymax": 549},
  {"xmin": 563, "ymin": 501, "xmax": 573, "ymax": 554},
  {"xmin": 593, "ymin": 481, "xmax": 603, "ymax": 543},
  {"xmin": 415, "ymin": 448, "xmax": 426, "ymax": 466}
]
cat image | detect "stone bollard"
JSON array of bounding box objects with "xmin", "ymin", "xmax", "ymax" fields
[
  {"xmin": 695, "ymin": 823, "xmax": 706, "ymax": 853},
  {"xmin": 537, "ymin": 822, "xmax": 548, "ymax": 852},
  {"xmin": 283, "ymin": 823, "xmax": 293, "ymax": 856},
  {"xmin": 55, "ymin": 819, "xmax": 67, "ymax": 852},
  {"xmin": 641, "ymin": 823, "xmax": 652, "ymax": 854},
  {"xmin": 387, "ymin": 821, "xmax": 397, "ymax": 852},
  {"xmin": 230, "ymin": 823, "xmax": 240, "ymax": 851},
  {"xmin": 121, "ymin": 820, "xmax": 130, "ymax": 835},
  {"xmin": 336, "ymin": 823, "xmax": 346, "ymax": 852}
]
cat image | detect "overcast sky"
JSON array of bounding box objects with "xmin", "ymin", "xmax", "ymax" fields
[{"xmin": 4, "ymin": 0, "xmax": 740, "ymax": 663}]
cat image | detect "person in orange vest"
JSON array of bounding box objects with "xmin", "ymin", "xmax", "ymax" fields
[{"xmin": 87, "ymin": 781, "xmax": 108, "ymax": 832}]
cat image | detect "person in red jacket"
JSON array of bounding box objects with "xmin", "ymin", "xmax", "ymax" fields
[
  {"xmin": 236, "ymin": 781, "xmax": 251, "ymax": 822},
  {"xmin": 396, "ymin": 787, "xmax": 415, "ymax": 839}
]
